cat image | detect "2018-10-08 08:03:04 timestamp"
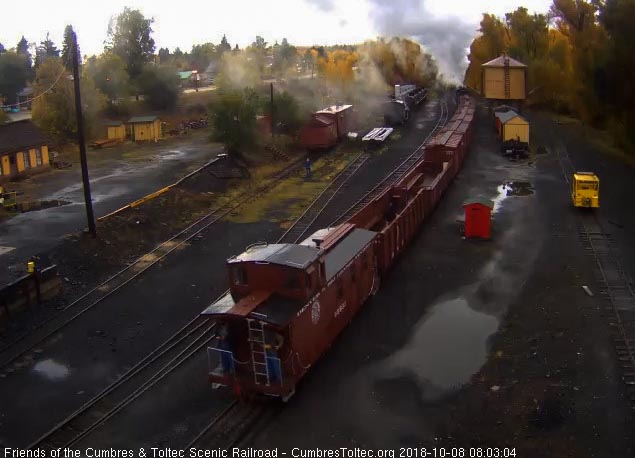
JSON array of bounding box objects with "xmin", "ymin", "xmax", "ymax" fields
[{"xmin": 395, "ymin": 449, "xmax": 517, "ymax": 458}]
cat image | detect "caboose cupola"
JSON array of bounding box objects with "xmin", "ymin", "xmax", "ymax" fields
[{"xmin": 226, "ymin": 242, "xmax": 322, "ymax": 302}]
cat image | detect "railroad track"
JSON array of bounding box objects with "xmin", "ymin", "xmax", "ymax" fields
[
  {"xmin": 332, "ymin": 95, "xmax": 450, "ymax": 225},
  {"xmin": 26, "ymin": 96, "xmax": 453, "ymax": 451},
  {"xmin": 29, "ymin": 318, "xmax": 217, "ymax": 450},
  {"xmin": 555, "ymin": 144, "xmax": 635, "ymax": 409},
  {"xmin": 184, "ymin": 401, "xmax": 270, "ymax": 449},
  {"xmin": 0, "ymin": 157, "xmax": 308, "ymax": 370},
  {"xmin": 278, "ymin": 152, "xmax": 369, "ymax": 244}
]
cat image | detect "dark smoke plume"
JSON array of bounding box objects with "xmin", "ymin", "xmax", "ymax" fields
[{"xmin": 367, "ymin": 0, "xmax": 474, "ymax": 83}]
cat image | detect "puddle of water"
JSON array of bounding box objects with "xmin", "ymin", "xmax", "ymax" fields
[
  {"xmin": 491, "ymin": 181, "xmax": 534, "ymax": 213},
  {"xmin": 156, "ymin": 149, "xmax": 186, "ymax": 161},
  {"xmin": 33, "ymin": 359, "xmax": 70, "ymax": 381},
  {"xmin": 0, "ymin": 246, "xmax": 15, "ymax": 256},
  {"xmin": 503, "ymin": 181, "xmax": 534, "ymax": 196},
  {"xmin": 384, "ymin": 297, "xmax": 498, "ymax": 400}
]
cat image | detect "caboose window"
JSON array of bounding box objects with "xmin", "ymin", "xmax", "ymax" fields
[
  {"xmin": 285, "ymin": 275, "xmax": 300, "ymax": 289},
  {"xmin": 232, "ymin": 265, "xmax": 247, "ymax": 285}
]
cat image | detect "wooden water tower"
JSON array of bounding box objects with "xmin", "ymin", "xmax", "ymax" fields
[{"xmin": 481, "ymin": 54, "xmax": 527, "ymax": 102}]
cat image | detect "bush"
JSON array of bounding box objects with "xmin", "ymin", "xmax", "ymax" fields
[
  {"xmin": 261, "ymin": 91, "xmax": 302, "ymax": 134},
  {"xmin": 209, "ymin": 88, "xmax": 259, "ymax": 154},
  {"xmin": 137, "ymin": 65, "xmax": 180, "ymax": 111}
]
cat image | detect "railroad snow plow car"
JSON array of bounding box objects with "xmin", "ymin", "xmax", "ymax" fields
[
  {"xmin": 572, "ymin": 172, "xmax": 599, "ymax": 208},
  {"xmin": 202, "ymin": 95, "xmax": 477, "ymax": 400},
  {"xmin": 300, "ymin": 104, "xmax": 355, "ymax": 150}
]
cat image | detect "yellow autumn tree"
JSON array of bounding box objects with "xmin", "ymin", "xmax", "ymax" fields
[
  {"xmin": 359, "ymin": 38, "xmax": 437, "ymax": 87},
  {"xmin": 317, "ymin": 50, "xmax": 358, "ymax": 87}
]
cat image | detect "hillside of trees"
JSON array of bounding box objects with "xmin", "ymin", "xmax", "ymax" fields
[{"xmin": 464, "ymin": 0, "xmax": 635, "ymax": 152}]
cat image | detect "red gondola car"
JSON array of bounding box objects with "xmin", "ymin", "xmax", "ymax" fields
[{"xmin": 203, "ymin": 95, "xmax": 477, "ymax": 400}]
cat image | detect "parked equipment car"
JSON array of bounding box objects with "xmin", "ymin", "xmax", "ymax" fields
[{"xmin": 571, "ymin": 172, "xmax": 599, "ymax": 208}]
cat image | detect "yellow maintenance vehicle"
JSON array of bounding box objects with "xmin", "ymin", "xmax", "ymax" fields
[{"xmin": 572, "ymin": 172, "xmax": 600, "ymax": 208}]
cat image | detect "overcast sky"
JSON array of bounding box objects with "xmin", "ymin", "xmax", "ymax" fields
[{"xmin": 1, "ymin": 0, "xmax": 552, "ymax": 80}]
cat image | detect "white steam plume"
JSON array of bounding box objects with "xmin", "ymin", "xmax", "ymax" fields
[{"xmin": 366, "ymin": 0, "xmax": 475, "ymax": 83}]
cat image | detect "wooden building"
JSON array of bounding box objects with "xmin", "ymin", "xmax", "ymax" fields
[
  {"xmin": 104, "ymin": 120, "xmax": 126, "ymax": 141},
  {"xmin": 482, "ymin": 55, "xmax": 527, "ymax": 101},
  {"xmin": 0, "ymin": 120, "xmax": 50, "ymax": 181},
  {"xmin": 495, "ymin": 110, "xmax": 529, "ymax": 143},
  {"xmin": 127, "ymin": 116, "xmax": 162, "ymax": 142}
]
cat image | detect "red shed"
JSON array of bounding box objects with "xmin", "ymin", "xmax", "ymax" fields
[{"xmin": 463, "ymin": 199, "xmax": 492, "ymax": 239}]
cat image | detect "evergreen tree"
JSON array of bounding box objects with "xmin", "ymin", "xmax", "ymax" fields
[
  {"xmin": 16, "ymin": 36, "xmax": 32, "ymax": 69},
  {"xmin": 106, "ymin": 7, "xmax": 156, "ymax": 79},
  {"xmin": 61, "ymin": 25, "xmax": 78, "ymax": 71},
  {"xmin": 158, "ymin": 47, "xmax": 171, "ymax": 64},
  {"xmin": 41, "ymin": 32, "xmax": 60, "ymax": 58},
  {"xmin": 218, "ymin": 34, "xmax": 232, "ymax": 54},
  {"xmin": 0, "ymin": 52, "xmax": 31, "ymax": 105},
  {"xmin": 35, "ymin": 32, "xmax": 60, "ymax": 67}
]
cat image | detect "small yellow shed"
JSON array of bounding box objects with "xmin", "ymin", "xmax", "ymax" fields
[
  {"xmin": 482, "ymin": 55, "xmax": 527, "ymax": 100},
  {"xmin": 105, "ymin": 120, "xmax": 126, "ymax": 141},
  {"xmin": 127, "ymin": 116, "xmax": 162, "ymax": 142},
  {"xmin": 495, "ymin": 111, "xmax": 529, "ymax": 143}
]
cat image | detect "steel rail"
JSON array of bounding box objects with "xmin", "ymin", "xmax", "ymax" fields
[
  {"xmin": 29, "ymin": 321, "xmax": 218, "ymax": 450},
  {"xmin": 278, "ymin": 152, "xmax": 369, "ymax": 244},
  {"xmin": 184, "ymin": 401, "xmax": 267, "ymax": 450}
]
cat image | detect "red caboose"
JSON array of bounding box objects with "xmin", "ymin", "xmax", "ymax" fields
[{"xmin": 202, "ymin": 224, "xmax": 376, "ymax": 400}]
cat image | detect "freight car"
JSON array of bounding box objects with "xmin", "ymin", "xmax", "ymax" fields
[
  {"xmin": 299, "ymin": 104, "xmax": 355, "ymax": 150},
  {"xmin": 203, "ymin": 95, "xmax": 476, "ymax": 400}
]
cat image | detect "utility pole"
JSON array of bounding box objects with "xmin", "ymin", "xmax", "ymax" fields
[
  {"xmin": 270, "ymin": 82, "xmax": 274, "ymax": 139},
  {"xmin": 72, "ymin": 31, "xmax": 96, "ymax": 237}
]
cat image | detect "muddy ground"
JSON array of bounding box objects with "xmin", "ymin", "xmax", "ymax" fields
[
  {"xmin": 0, "ymin": 130, "xmax": 221, "ymax": 286},
  {"xmin": 243, "ymin": 104, "xmax": 635, "ymax": 457}
]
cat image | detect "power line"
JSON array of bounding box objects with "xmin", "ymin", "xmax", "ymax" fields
[{"xmin": 1, "ymin": 51, "xmax": 74, "ymax": 109}]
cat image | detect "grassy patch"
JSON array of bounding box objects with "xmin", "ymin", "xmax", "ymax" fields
[
  {"xmin": 588, "ymin": 132, "xmax": 635, "ymax": 168},
  {"xmin": 544, "ymin": 111, "xmax": 635, "ymax": 168},
  {"xmin": 225, "ymin": 151, "xmax": 355, "ymax": 225}
]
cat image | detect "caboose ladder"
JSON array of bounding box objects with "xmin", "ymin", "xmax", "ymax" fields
[{"xmin": 247, "ymin": 318, "xmax": 270, "ymax": 386}]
